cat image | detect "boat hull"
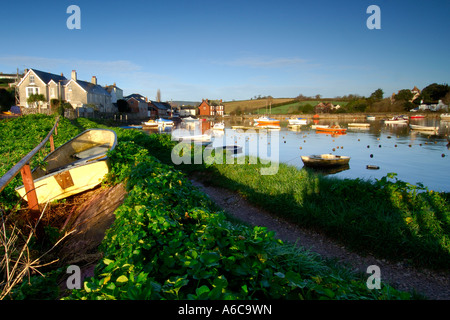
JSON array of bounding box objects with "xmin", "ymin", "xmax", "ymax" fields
[
  {"xmin": 315, "ymin": 126, "xmax": 347, "ymax": 134},
  {"xmin": 15, "ymin": 128, "xmax": 117, "ymax": 203},
  {"xmin": 409, "ymin": 124, "xmax": 439, "ymax": 131},
  {"xmin": 16, "ymin": 160, "xmax": 110, "ymax": 203},
  {"xmin": 301, "ymin": 154, "xmax": 350, "ymax": 168},
  {"xmin": 288, "ymin": 118, "xmax": 307, "ymax": 125}
]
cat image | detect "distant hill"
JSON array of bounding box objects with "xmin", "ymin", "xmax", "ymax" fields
[
  {"xmin": 171, "ymin": 101, "xmax": 201, "ymax": 107},
  {"xmin": 223, "ymin": 98, "xmax": 295, "ymax": 114}
]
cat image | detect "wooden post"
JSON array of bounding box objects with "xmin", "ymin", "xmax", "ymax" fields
[
  {"xmin": 49, "ymin": 134, "xmax": 55, "ymax": 152},
  {"xmin": 20, "ymin": 164, "xmax": 39, "ymax": 213}
]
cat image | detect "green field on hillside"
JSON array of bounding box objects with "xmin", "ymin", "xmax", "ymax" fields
[{"xmin": 224, "ymin": 99, "xmax": 349, "ymax": 115}]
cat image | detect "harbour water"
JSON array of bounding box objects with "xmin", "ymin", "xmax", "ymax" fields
[{"xmin": 152, "ymin": 117, "xmax": 450, "ymax": 192}]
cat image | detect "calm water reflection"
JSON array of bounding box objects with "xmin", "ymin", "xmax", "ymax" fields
[{"xmin": 153, "ymin": 118, "xmax": 450, "ymax": 192}]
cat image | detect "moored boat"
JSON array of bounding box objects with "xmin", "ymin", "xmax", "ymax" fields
[
  {"xmin": 366, "ymin": 115, "xmax": 376, "ymax": 121},
  {"xmin": 383, "ymin": 116, "xmax": 408, "ymax": 124},
  {"xmin": 142, "ymin": 119, "xmax": 159, "ymax": 127},
  {"xmin": 156, "ymin": 118, "xmax": 174, "ymax": 126},
  {"xmin": 348, "ymin": 123, "xmax": 370, "ymax": 127},
  {"xmin": 182, "ymin": 116, "xmax": 199, "ymax": 122},
  {"xmin": 288, "ymin": 117, "xmax": 307, "ymax": 125},
  {"xmin": 409, "ymin": 124, "xmax": 439, "ymax": 131},
  {"xmin": 315, "ymin": 125, "xmax": 347, "ymax": 134},
  {"xmin": 212, "ymin": 122, "xmax": 225, "ymax": 130},
  {"xmin": 410, "ymin": 114, "xmax": 425, "ymax": 119},
  {"xmin": 440, "ymin": 113, "xmax": 450, "ymax": 120},
  {"xmin": 310, "ymin": 124, "xmax": 329, "ymax": 129},
  {"xmin": 254, "ymin": 116, "xmax": 280, "ymax": 125},
  {"xmin": 15, "ymin": 129, "xmax": 117, "ymax": 204},
  {"xmin": 301, "ymin": 154, "xmax": 350, "ymax": 168}
]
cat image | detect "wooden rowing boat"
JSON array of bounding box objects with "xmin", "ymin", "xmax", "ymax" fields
[
  {"xmin": 409, "ymin": 124, "xmax": 439, "ymax": 131},
  {"xmin": 15, "ymin": 129, "xmax": 117, "ymax": 204},
  {"xmin": 301, "ymin": 154, "xmax": 350, "ymax": 168}
]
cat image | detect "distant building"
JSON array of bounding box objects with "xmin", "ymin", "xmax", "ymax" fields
[
  {"xmin": 104, "ymin": 83, "xmax": 123, "ymax": 103},
  {"xmin": 314, "ymin": 102, "xmax": 335, "ymax": 113},
  {"xmin": 124, "ymin": 94, "xmax": 149, "ymax": 116},
  {"xmin": 198, "ymin": 99, "xmax": 225, "ymax": 116},
  {"xmin": 391, "ymin": 86, "xmax": 421, "ymax": 103},
  {"xmin": 179, "ymin": 105, "xmax": 197, "ymax": 117},
  {"xmin": 415, "ymin": 99, "xmax": 449, "ymax": 112},
  {"xmin": 149, "ymin": 101, "xmax": 172, "ymax": 117}
]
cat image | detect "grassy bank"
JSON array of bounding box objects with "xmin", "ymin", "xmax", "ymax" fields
[
  {"xmin": 199, "ymin": 161, "xmax": 450, "ymax": 269},
  {"xmin": 63, "ymin": 117, "xmax": 411, "ymax": 300},
  {"xmin": 72, "ymin": 117, "xmax": 450, "ymax": 270},
  {"xmin": 110, "ymin": 122, "xmax": 450, "ymax": 271},
  {"xmin": 1, "ymin": 115, "xmax": 413, "ymax": 299}
]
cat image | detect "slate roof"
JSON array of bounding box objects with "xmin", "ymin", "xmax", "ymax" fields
[
  {"xmin": 31, "ymin": 69, "xmax": 67, "ymax": 84},
  {"xmin": 125, "ymin": 93, "xmax": 147, "ymax": 102},
  {"xmin": 74, "ymin": 79, "xmax": 111, "ymax": 96},
  {"xmin": 151, "ymin": 101, "xmax": 171, "ymax": 110}
]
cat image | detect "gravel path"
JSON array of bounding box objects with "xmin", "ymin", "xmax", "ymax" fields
[{"xmin": 190, "ymin": 178, "xmax": 450, "ymax": 300}]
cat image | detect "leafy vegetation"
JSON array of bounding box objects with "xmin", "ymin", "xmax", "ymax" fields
[
  {"xmin": 197, "ymin": 160, "xmax": 450, "ymax": 269},
  {"xmin": 61, "ymin": 119, "xmax": 410, "ymax": 300},
  {"xmin": 0, "ymin": 114, "xmax": 82, "ymax": 210},
  {"xmin": 4, "ymin": 115, "xmax": 444, "ymax": 300}
]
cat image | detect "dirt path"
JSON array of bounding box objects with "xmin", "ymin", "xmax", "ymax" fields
[{"xmin": 190, "ymin": 178, "xmax": 450, "ymax": 300}]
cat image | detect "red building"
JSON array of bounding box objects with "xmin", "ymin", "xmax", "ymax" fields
[{"xmin": 198, "ymin": 99, "xmax": 224, "ymax": 116}]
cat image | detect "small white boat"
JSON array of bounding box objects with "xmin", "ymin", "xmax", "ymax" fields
[
  {"xmin": 348, "ymin": 123, "xmax": 370, "ymax": 128},
  {"xmin": 440, "ymin": 113, "xmax": 450, "ymax": 120},
  {"xmin": 301, "ymin": 154, "xmax": 350, "ymax": 168},
  {"xmin": 288, "ymin": 118, "xmax": 307, "ymax": 125},
  {"xmin": 182, "ymin": 116, "xmax": 199, "ymax": 122},
  {"xmin": 310, "ymin": 124, "xmax": 330, "ymax": 129},
  {"xmin": 384, "ymin": 117, "xmax": 408, "ymax": 124},
  {"xmin": 409, "ymin": 124, "xmax": 439, "ymax": 131},
  {"xmin": 366, "ymin": 115, "xmax": 376, "ymax": 121},
  {"xmin": 156, "ymin": 118, "xmax": 174, "ymax": 126},
  {"xmin": 142, "ymin": 120, "xmax": 159, "ymax": 127},
  {"xmin": 212, "ymin": 122, "xmax": 225, "ymax": 130}
]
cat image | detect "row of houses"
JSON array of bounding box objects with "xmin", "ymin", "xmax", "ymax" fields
[
  {"xmin": 14, "ymin": 68, "xmax": 176, "ymax": 118},
  {"xmin": 14, "ymin": 68, "xmax": 228, "ymax": 118}
]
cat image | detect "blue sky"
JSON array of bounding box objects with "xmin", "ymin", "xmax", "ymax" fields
[{"xmin": 1, "ymin": 0, "xmax": 449, "ymax": 102}]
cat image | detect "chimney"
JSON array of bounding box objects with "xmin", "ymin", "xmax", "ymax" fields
[
  {"xmin": 61, "ymin": 72, "xmax": 64, "ymax": 77},
  {"xmin": 71, "ymin": 70, "xmax": 77, "ymax": 81},
  {"xmin": 91, "ymin": 76, "xmax": 97, "ymax": 85}
]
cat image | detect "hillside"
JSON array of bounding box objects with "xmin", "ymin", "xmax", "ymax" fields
[
  {"xmin": 223, "ymin": 98, "xmax": 294, "ymax": 114},
  {"xmin": 223, "ymin": 98, "xmax": 349, "ymax": 115}
]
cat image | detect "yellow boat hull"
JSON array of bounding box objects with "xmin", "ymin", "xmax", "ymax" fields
[
  {"xmin": 16, "ymin": 159, "xmax": 109, "ymax": 204},
  {"xmin": 15, "ymin": 128, "xmax": 116, "ymax": 204}
]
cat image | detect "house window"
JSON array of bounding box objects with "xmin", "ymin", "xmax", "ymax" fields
[
  {"xmin": 50, "ymin": 88, "xmax": 55, "ymax": 98},
  {"xmin": 26, "ymin": 87, "xmax": 39, "ymax": 108},
  {"xmin": 27, "ymin": 87, "xmax": 39, "ymax": 97},
  {"xmin": 29, "ymin": 74, "xmax": 35, "ymax": 84}
]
